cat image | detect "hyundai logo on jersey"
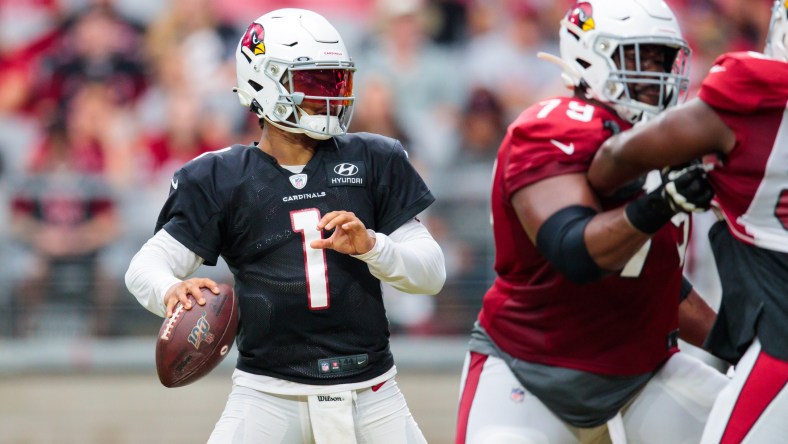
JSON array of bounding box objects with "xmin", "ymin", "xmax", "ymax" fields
[
  {"xmin": 334, "ymin": 163, "xmax": 359, "ymax": 176},
  {"xmin": 327, "ymin": 162, "xmax": 365, "ymax": 186}
]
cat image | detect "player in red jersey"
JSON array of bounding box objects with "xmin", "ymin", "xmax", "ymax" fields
[
  {"xmin": 455, "ymin": 1, "xmax": 728, "ymax": 443},
  {"xmin": 589, "ymin": 2, "xmax": 788, "ymax": 442}
]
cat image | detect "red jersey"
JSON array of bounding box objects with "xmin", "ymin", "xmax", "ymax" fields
[
  {"xmin": 479, "ymin": 96, "xmax": 687, "ymax": 375},
  {"xmin": 698, "ymin": 52, "xmax": 788, "ymax": 253}
]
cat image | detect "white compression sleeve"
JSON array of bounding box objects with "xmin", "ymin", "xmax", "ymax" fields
[
  {"xmin": 124, "ymin": 229, "xmax": 205, "ymax": 317},
  {"xmin": 351, "ymin": 219, "xmax": 446, "ymax": 295}
]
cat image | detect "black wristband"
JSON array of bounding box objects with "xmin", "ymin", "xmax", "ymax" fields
[{"xmin": 624, "ymin": 188, "xmax": 676, "ymax": 234}]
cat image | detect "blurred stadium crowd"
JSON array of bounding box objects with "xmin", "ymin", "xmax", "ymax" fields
[{"xmin": 0, "ymin": 0, "xmax": 774, "ymax": 338}]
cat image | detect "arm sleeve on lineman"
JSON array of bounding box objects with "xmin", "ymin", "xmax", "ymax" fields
[
  {"xmin": 351, "ymin": 218, "xmax": 446, "ymax": 295},
  {"xmin": 124, "ymin": 229, "xmax": 205, "ymax": 317}
]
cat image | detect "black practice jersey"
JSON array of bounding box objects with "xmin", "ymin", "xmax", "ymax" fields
[{"xmin": 154, "ymin": 132, "xmax": 435, "ymax": 384}]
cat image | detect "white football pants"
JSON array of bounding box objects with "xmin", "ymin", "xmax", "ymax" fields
[
  {"xmin": 701, "ymin": 339, "xmax": 788, "ymax": 444},
  {"xmin": 207, "ymin": 377, "xmax": 427, "ymax": 444},
  {"xmin": 457, "ymin": 351, "xmax": 728, "ymax": 444}
]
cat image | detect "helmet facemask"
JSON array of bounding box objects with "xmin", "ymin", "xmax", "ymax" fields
[
  {"xmin": 604, "ymin": 38, "xmax": 690, "ymax": 122},
  {"xmin": 266, "ymin": 60, "xmax": 356, "ymax": 140}
]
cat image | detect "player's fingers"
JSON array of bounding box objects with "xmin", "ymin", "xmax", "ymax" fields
[
  {"xmin": 325, "ymin": 212, "xmax": 357, "ymax": 231},
  {"xmin": 164, "ymin": 283, "xmax": 182, "ymax": 317},
  {"xmin": 177, "ymin": 292, "xmax": 193, "ymax": 310},
  {"xmin": 196, "ymin": 278, "xmax": 220, "ymax": 293},
  {"xmin": 316, "ymin": 211, "xmax": 342, "ymax": 230},
  {"xmin": 193, "ymin": 288, "xmax": 207, "ymax": 306},
  {"xmin": 165, "ymin": 298, "xmax": 178, "ymax": 318},
  {"xmin": 181, "ymin": 282, "xmax": 205, "ymax": 309},
  {"xmin": 340, "ymin": 220, "xmax": 365, "ymax": 232},
  {"xmin": 310, "ymin": 238, "xmax": 333, "ymax": 250},
  {"xmin": 194, "ymin": 278, "xmax": 219, "ymax": 304},
  {"xmin": 171, "ymin": 288, "xmax": 195, "ymax": 314}
]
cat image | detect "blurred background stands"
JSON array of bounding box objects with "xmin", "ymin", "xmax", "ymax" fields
[{"xmin": 0, "ymin": 0, "xmax": 774, "ymax": 340}]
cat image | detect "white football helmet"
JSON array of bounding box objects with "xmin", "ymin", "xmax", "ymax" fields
[
  {"xmin": 766, "ymin": 0, "xmax": 788, "ymax": 62},
  {"xmin": 233, "ymin": 9, "xmax": 355, "ymax": 140},
  {"xmin": 557, "ymin": 0, "xmax": 690, "ymax": 122}
]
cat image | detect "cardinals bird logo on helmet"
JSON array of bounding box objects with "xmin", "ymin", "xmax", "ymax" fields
[
  {"xmin": 241, "ymin": 23, "xmax": 266, "ymax": 56},
  {"xmin": 567, "ymin": 2, "xmax": 595, "ymax": 32}
]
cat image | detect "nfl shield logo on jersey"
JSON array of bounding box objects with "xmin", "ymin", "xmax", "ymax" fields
[{"xmin": 289, "ymin": 174, "xmax": 308, "ymax": 189}]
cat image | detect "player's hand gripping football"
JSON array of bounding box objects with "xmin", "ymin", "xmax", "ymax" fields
[
  {"xmin": 311, "ymin": 210, "xmax": 376, "ymax": 255},
  {"xmin": 660, "ymin": 161, "xmax": 715, "ymax": 213},
  {"xmin": 163, "ymin": 278, "xmax": 220, "ymax": 317}
]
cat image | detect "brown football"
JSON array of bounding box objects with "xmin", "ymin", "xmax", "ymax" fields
[{"xmin": 155, "ymin": 284, "xmax": 239, "ymax": 388}]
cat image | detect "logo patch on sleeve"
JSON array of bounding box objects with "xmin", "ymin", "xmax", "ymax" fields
[{"xmin": 327, "ymin": 162, "xmax": 365, "ymax": 187}]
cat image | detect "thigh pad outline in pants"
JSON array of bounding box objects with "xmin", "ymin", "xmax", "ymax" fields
[
  {"xmin": 623, "ymin": 352, "xmax": 728, "ymax": 444},
  {"xmin": 457, "ymin": 353, "xmax": 608, "ymax": 444}
]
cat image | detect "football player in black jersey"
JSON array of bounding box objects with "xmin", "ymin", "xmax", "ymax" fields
[{"xmin": 125, "ymin": 8, "xmax": 445, "ymax": 443}]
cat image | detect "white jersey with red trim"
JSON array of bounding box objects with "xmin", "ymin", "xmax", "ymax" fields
[{"xmin": 698, "ymin": 51, "xmax": 788, "ymax": 253}]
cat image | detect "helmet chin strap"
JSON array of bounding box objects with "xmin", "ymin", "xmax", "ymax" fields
[
  {"xmin": 265, "ymin": 117, "xmax": 306, "ymax": 135},
  {"xmin": 263, "ymin": 114, "xmax": 334, "ymax": 140},
  {"xmin": 233, "ymin": 87, "xmax": 265, "ymax": 117},
  {"xmin": 233, "ymin": 87, "xmax": 253, "ymax": 107},
  {"xmin": 240, "ymin": 87, "xmax": 343, "ymax": 140},
  {"xmin": 298, "ymin": 107, "xmax": 339, "ymax": 139}
]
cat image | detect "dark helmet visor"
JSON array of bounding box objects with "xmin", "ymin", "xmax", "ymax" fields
[{"xmin": 291, "ymin": 69, "xmax": 354, "ymax": 106}]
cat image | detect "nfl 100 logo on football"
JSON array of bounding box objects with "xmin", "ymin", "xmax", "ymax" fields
[
  {"xmin": 187, "ymin": 312, "xmax": 216, "ymax": 349},
  {"xmin": 327, "ymin": 162, "xmax": 365, "ymax": 187}
]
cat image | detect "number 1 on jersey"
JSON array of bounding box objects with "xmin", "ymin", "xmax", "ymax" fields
[{"xmin": 291, "ymin": 209, "xmax": 330, "ymax": 309}]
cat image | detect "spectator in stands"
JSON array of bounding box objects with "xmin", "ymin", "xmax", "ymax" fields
[
  {"xmin": 138, "ymin": 95, "xmax": 224, "ymax": 184},
  {"xmin": 37, "ymin": 5, "xmax": 146, "ymax": 112},
  {"xmin": 9, "ymin": 113, "xmax": 120, "ymax": 337},
  {"xmin": 463, "ymin": 0, "xmax": 563, "ymax": 119},
  {"xmin": 356, "ymin": 0, "xmax": 465, "ymax": 170},
  {"xmin": 427, "ymin": 87, "xmax": 506, "ymax": 333},
  {"xmin": 144, "ymin": 0, "xmax": 237, "ymax": 98},
  {"xmin": 350, "ymin": 73, "xmax": 410, "ymax": 148}
]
